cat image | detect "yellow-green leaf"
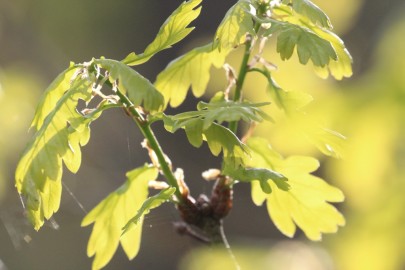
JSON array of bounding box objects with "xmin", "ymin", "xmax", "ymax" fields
[
  {"xmin": 292, "ymin": 0, "xmax": 332, "ymax": 29},
  {"xmin": 122, "ymin": 187, "xmax": 176, "ymax": 235},
  {"xmin": 214, "ymin": 0, "xmax": 254, "ymax": 51},
  {"xmin": 123, "ymin": 0, "xmax": 202, "ymax": 66},
  {"xmin": 15, "ymin": 73, "xmax": 102, "ymax": 230},
  {"xmin": 95, "ymin": 59, "xmax": 164, "ymax": 112},
  {"xmin": 247, "ymin": 137, "xmax": 345, "ymax": 241},
  {"xmin": 312, "ymin": 28, "xmax": 353, "ymax": 80},
  {"xmin": 81, "ymin": 165, "xmax": 158, "ymax": 270},
  {"xmin": 170, "ymin": 95, "xmax": 271, "ymax": 130},
  {"xmin": 271, "ymin": 6, "xmax": 352, "ymax": 79},
  {"xmin": 30, "ymin": 64, "xmax": 78, "ymax": 130},
  {"xmin": 264, "ymin": 70, "xmax": 313, "ymax": 113},
  {"xmin": 265, "ymin": 21, "xmax": 337, "ymax": 67},
  {"xmin": 163, "ymin": 115, "xmax": 248, "ymax": 164},
  {"xmin": 304, "ymin": 125, "xmax": 346, "ymax": 159},
  {"xmin": 222, "ymin": 164, "xmax": 288, "ymax": 194},
  {"xmin": 155, "ymin": 43, "xmax": 229, "ymax": 108}
]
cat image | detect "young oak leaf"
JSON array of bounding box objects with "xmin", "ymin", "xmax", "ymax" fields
[
  {"xmin": 265, "ymin": 21, "xmax": 337, "ymax": 67},
  {"xmin": 304, "ymin": 125, "xmax": 346, "ymax": 159},
  {"xmin": 260, "ymin": 68, "xmax": 313, "ymax": 114},
  {"xmin": 269, "ymin": 6, "xmax": 352, "ymax": 79},
  {"xmin": 154, "ymin": 43, "xmax": 229, "ymax": 108},
  {"xmin": 291, "ymin": 0, "xmax": 332, "ymax": 29},
  {"xmin": 81, "ymin": 166, "xmax": 159, "ymax": 270},
  {"xmin": 30, "ymin": 64, "xmax": 79, "ymax": 130},
  {"xmin": 95, "ymin": 59, "xmax": 164, "ymax": 112},
  {"xmin": 163, "ymin": 116, "xmax": 248, "ymax": 164},
  {"xmin": 222, "ymin": 163, "xmax": 289, "ymax": 194},
  {"xmin": 247, "ymin": 137, "xmax": 345, "ymax": 241},
  {"xmin": 311, "ymin": 28, "xmax": 353, "ymax": 80},
  {"xmin": 214, "ymin": 0, "xmax": 255, "ymax": 51},
  {"xmin": 123, "ymin": 0, "xmax": 202, "ymax": 66},
  {"xmin": 15, "ymin": 73, "xmax": 106, "ymax": 230},
  {"xmin": 122, "ymin": 187, "xmax": 176, "ymax": 235},
  {"xmin": 170, "ymin": 92, "xmax": 272, "ymax": 130},
  {"xmin": 257, "ymin": 69, "xmax": 345, "ymax": 158}
]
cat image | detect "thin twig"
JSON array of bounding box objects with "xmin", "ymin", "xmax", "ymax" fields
[{"xmin": 217, "ymin": 220, "xmax": 241, "ymax": 270}]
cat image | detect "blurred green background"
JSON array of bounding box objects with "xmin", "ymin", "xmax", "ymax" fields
[{"xmin": 1, "ymin": 0, "xmax": 404, "ymax": 269}]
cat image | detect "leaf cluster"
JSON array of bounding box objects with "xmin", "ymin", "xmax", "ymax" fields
[{"xmin": 14, "ymin": 0, "xmax": 352, "ymax": 269}]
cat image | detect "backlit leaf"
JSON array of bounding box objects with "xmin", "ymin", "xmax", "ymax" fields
[
  {"xmin": 291, "ymin": 0, "xmax": 332, "ymax": 29},
  {"xmin": 81, "ymin": 165, "xmax": 158, "ymax": 270},
  {"xmin": 15, "ymin": 71, "xmax": 108, "ymax": 230},
  {"xmin": 214, "ymin": 0, "xmax": 255, "ymax": 51},
  {"xmin": 269, "ymin": 6, "xmax": 352, "ymax": 79},
  {"xmin": 30, "ymin": 64, "xmax": 78, "ymax": 130},
  {"xmin": 163, "ymin": 116, "xmax": 248, "ymax": 163},
  {"xmin": 312, "ymin": 28, "xmax": 353, "ymax": 80},
  {"xmin": 122, "ymin": 187, "xmax": 176, "ymax": 235},
  {"xmin": 169, "ymin": 92, "xmax": 271, "ymax": 130},
  {"xmin": 123, "ymin": 0, "xmax": 202, "ymax": 65},
  {"xmin": 265, "ymin": 21, "xmax": 337, "ymax": 67},
  {"xmin": 261, "ymin": 69, "xmax": 313, "ymax": 113},
  {"xmin": 247, "ymin": 137, "xmax": 345, "ymax": 240},
  {"xmin": 155, "ymin": 43, "xmax": 228, "ymax": 107},
  {"xmin": 257, "ymin": 68, "xmax": 345, "ymax": 157},
  {"xmin": 95, "ymin": 59, "xmax": 164, "ymax": 112},
  {"xmin": 223, "ymin": 164, "xmax": 288, "ymax": 194},
  {"xmin": 304, "ymin": 125, "xmax": 346, "ymax": 159},
  {"xmin": 204, "ymin": 123, "xmax": 248, "ymax": 161}
]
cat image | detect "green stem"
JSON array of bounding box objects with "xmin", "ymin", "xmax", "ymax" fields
[
  {"xmin": 228, "ymin": 42, "xmax": 252, "ymax": 134},
  {"xmin": 115, "ymin": 90, "xmax": 183, "ymax": 200},
  {"xmin": 228, "ymin": 23, "xmax": 261, "ymax": 134}
]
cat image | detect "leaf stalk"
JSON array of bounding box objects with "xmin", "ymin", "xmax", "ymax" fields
[
  {"xmin": 114, "ymin": 89, "xmax": 183, "ymax": 200},
  {"xmin": 228, "ymin": 22, "xmax": 261, "ymax": 134}
]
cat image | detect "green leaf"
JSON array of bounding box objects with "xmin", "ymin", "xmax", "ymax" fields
[
  {"xmin": 304, "ymin": 126, "xmax": 346, "ymax": 159},
  {"xmin": 266, "ymin": 21, "xmax": 337, "ymax": 67},
  {"xmin": 247, "ymin": 137, "xmax": 345, "ymax": 241},
  {"xmin": 154, "ymin": 43, "xmax": 229, "ymax": 108},
  {"xmin": 170, "ymin": 92, "xmax": 272, "ymax": 130},
  {"xmin": 291, "ymin": 0, "xmax": 332, "ymax": 29},
  {"xmin": 122, "ymin": 0, "xmax": 202, "ymax": 66},
  {"xmin": 268, "ymin": 6, "xmax": 352, "ymax": 79},
  {"xmin": 223, "ymin": 164, "xmax": 289, "ymax": 194},
  {"xmin": 311, "ymin": 28, "xmax": 353, "ymax": 80},
  {"xmin": 259, "ymin": 68, "xmax": 313, "ymax": 113},
  {"xmin": 15, "ymin": 71, "xmax": 107, "ymax": 230},
  {"xmin": 163, "ymin": 116, "xmax": 248, "ymax": 163},
  {"xmin": 81, "ymin": 165, "xmax": 158, "ymax": 270},
  {"xmin": 214, "ymin": 0, "xmax": 255, "ymax": 51},
  {"xmin": 255, "ymin": 68, "xmax": 344, "ymax": 157},
  {"xmin": 204, "ymin": 123, "xmax": 248, "ymax": 161},
  {"xmin": 122, "ymin": 187, "xmax": 176, "ymax": 235},
  {"xmin": 95, "ymin": 59, "xmax": 164, "ymax": 111},
  {"xmin": 30, "ymin": 64, "xmax": 79, "ymax": 130}
]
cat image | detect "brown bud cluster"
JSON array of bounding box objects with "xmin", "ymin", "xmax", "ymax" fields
[{"xmin": 176, "ymin": 175, "xmax": 233, "ymax": 229}]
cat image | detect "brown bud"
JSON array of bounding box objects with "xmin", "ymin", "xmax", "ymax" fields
[
  {"xmin": 210, "ymin": 176, "xmax": 233, "ymax": 219},
  {"xmin": 177, "ymin": 195, "xmax": 201, "ymax": 226},
  {"xmin": 196, "ymin": 194, "xmax": 212, "ymax": 217}
]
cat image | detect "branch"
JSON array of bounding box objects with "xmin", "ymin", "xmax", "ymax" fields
[{"xmin": 114, "ymin": 89, "xmax": 183, "ymax": 201}]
